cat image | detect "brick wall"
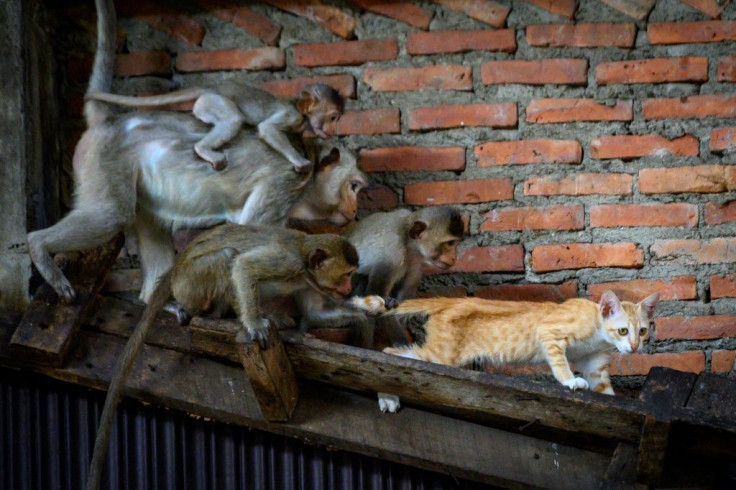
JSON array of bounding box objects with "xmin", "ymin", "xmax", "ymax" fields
[{"xmin": 57, "ymin": 0, "xmax": 736, "ymax": 379}]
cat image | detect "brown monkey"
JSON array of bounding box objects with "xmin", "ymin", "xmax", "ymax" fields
[
  {"xmin": 26, "ymin": 1, "xmax": 366, "ymax": 304},
  {"xmin": 85, "ymin": 224, "xmax": 391, "ymax": 490},
  {"xmin": 87, "ymin": 82, "xmax": 344, "ymax": 172}
]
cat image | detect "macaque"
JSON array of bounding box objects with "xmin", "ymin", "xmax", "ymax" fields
[
  {"xmin": 85, "ymin": 224, "xmax": 392, "ymax": 490},
  {"xmin": 87, "ymin": 82, "xmax": 344, "ymax": 172},
  {"xmin": 26, "ymin": 1, "xmax": 366, "ymax": 305}
]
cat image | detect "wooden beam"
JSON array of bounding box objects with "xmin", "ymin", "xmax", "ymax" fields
[
  {"xmin": 636, "ymin": 367, "xmax": 697, "ymax": 486},
  {"xmin": 0, "ymin": 322, "xmax": 612, "ymax": 489},
  {"xmin": 601, "ymin": 442, "xmax": 637, "ymax": 489},
  {"xmin": 10, "ymin": 234, "xmax": 124, "ymax": 366},
  {"xmin": 686, "ymin": 372, "xmax": 736, "ymax": 418}
]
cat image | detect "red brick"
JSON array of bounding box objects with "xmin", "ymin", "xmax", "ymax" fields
[
  {"xmin": 358, "ymin": 186, "xmax": 398, "ymax": 210},
  {"xmin": 598, "ymin": 0, "xmax": 655, "ymax": 21},
  {"xmin": 588, "ymin": 277, "xmax": 697, "ymax": 303},
  {"xmin": 656, "ymin": 315, "xmax": 736, "ymax": 340},
  {"xmin": 364, "ymin": 65, "xmax": 472, "ymax": 92},
  {"xmin": 728, "ymin": 166, "xmax": 736, "ymax": 190},
  {"xmin": 527, "ymin": 23, "xmax": 636, "ymax": 48},
  {"xmin": 718, "ymin": 56, "xmax": 736, "ymax": 81},
  {"xmin": 476, "ymin": 139, "xmax": 581, "ymax": 166},
  {"xmin": 711, "ymin": 274, "xmax": 736, "ymax": 298},
  {"xmin": 590, "ymin": 203, "xmax": 698, "ymax": 228},
  {"xmin": 432, "ymin": 0, "xmax": 510, "ymax": 28},
  {"xmin": 176, "ymin": 47, "xmax": 284, "ymax": 72},
  {"xmin": 334, "ymin": 108, "xmax": 400, "ymax": 135},
  {"xmin": 408, "ymin": 103, "xmax": 517, "ymax": 130},
  {"xmin": 347, "ymin": 1, "xmax": 433, "ymax": 29},
  {"xmin": 358, "ymin": 147, "xmax": 465, "ymax": 173},
  {"xmin": 103, "ymin": 269, "xmax": 142, "ymax": 293},
  {"xmin": 262, "ymin": 0, "xmax": 356, "ymax": 39},
  {"xmin": 705, "ymin": 201, "xmax": 736, "ymax": 225},
  {"xmin": 197, "ymin": 2, "xmax": 282, "ymax": 45},
  {"xmin": 524, "ymin": 173, "xmax": 633, "ymax": 196},
  {"xmin": 311, "ymin": 327, "xmax": 350, "ymax": 345},
  {"xmin": 531, "ymin": 243, "xmax": 644, "ymax": 272},
  {"xmin": 259, "ymin": 75, "xmax": 356, "ymax": 99},
  {"xmin": 643, "ymin": 95, "xmax": 736, "ymax": 119},
  {"xmin": 639, "ymin": 165, "xmax": 729, "ymax": 194},
  {"xmin": 479, "ymin": 205, "xmax": 584, "ymax": 231},
  {"xmin": 426, "ymin": 245, "xmax": 525, "ymax": 274},
  {"xmin": 710, "ymin": 127, "xmax": 736, "ymax": 152},
  {"xmin": 650, "ymin": 238, "xmax": 736, "ymax": 265},
  {"xmin": 590, "ymin": 134, "xmax": 699, "ymax": 160},
  {"xmin": 139, "ymin": 14, "xmax": 205, "ymax": 47},
  {"xmin": 292, "ymin": 39, "xmax": 398, "ymax": 67},
  {"xmin": 680, "ymin": 0, "xmax": 728, "ymax": 18},
  {"xmin": 67, "ymin": 51, "xmax": 172, "ymax": 83},
  {"xmin": 609, "ymin": 352, "xmax": 705, "ymax": 376},
  {"xmin": 407, "ymin": 29, "xmax": 515, "ymax": 55},
  {"xmin": 417, "ymin": 286, "xmax": 468, "ymax": 298},
  {"xmin": 481, "ymin": 59, "xmax": 588, "ymax": 85},
  {"xmin": 596, "ymin": 57, "xmax": 707, "ymax": 85},
  {"xmin": 475, "ymin": 281, "xmax": 579, "ymax": 302},
  {"xmin": 712, "ymin": 350, "xmax": 736, "ymax": 373},
  {"xmin": 648, "ymin": 21, "xmax": 736, "ymax": 44},
  {"xmin": 405, "ymin": 179, "xmax": 513, "ymax": 205},
  {"xmin": 526, "ymin": 0, "xmax": 576, "ymax": 18},
  {"xmin": 66, "ymin": 94, "xmax": 84, "ymax": 117},
  {"xmin": 527, "ymin": 98, "xmax": 633, "ymax": 123}
]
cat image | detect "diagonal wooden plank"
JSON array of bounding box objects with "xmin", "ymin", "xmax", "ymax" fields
[
  {"xmin": 262, "ymin": 0, "xmax": 357, "ymax": 39},
  {"xmin": 10, "ymin": 234, "xmax": 124, "ymax": 367},
  {"xmin": 598, "ymin": 0, "xmax": 656, "ymax": 20}
]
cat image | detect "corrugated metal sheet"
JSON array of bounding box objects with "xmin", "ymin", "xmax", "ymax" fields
[{"xmin": 0, "ymin": 368, "xmax": 496, "ymax": 490}]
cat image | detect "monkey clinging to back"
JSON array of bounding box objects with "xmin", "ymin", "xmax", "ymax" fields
[{"xmin": 87, "ymin": 82, "xmax": 344, "ymax": 172}]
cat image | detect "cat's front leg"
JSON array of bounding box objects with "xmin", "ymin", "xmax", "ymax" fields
[
  {"xmin": 541, "ymin": 339, "xmax": 589, "ymax": 391},
  {"xmin": 577, "ymin": 352, "xmax": 615, "ymax": 395}
]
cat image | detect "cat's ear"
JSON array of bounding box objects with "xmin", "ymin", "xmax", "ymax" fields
[
  {"xmin": 409, "ymin": 220, "xmax": 428, "ymax": 240},
  {"xmin": 599, "ymin": 290, "xmax": 623, "ymax": 319},
  {"xmin": 637, "ymin": 293, "xmax": 660, "ymax": 321}
]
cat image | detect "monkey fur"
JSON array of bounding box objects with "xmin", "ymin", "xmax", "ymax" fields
[
  {"xmin": 26, "ymin": 0, "xmax": 366, "ymax": 305},
  {"xmin": 87, "ymin": 82, "xmax": 344, "ymax": 172}
]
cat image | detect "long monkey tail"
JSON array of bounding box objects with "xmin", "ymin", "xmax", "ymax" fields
[
  {"xmin": 86, "ymin": 271, "xmax": 173, "ymax": 490},
  {"xmin": 84, "ymin": 0, "xmax": 116, "ymax": 127},
  {"xmin": 85, "ymin": 88, "xmax": 208, "ymax": 107}
]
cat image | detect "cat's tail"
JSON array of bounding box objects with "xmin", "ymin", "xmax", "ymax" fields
[{"xmin": 384, "ymin": 297, "xmax": 456, "ymax": 317}]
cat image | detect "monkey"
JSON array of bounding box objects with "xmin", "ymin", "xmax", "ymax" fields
[
  {"xmin": 85, "ymin": 224, "xmax": 393, "ymax": 490},
  {"xmin": 298, "ymin": 206, "xmax": 465, "ymax": 349},
  {"xmin": 87, "ymin": 82, "xmax": 344, "ymax": 172},
  {"xmin": 26, "ymin": 0, "xmax": 367, "ymax": 305}
]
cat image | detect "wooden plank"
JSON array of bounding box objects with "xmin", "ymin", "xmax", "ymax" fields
[
  {"xmin": 686, "ymin": 372, "xmax": 736, "ymax": 418},
  {"xmin": 237, "ymin": 322, "xmax": 299, "ymax": 421},
  {"xmin": 636, "ymin": 367, "xmax": 697, "ymax": 486},
  {"xmin": 10, "ymin": 234, "xmax": 124, "ymax": 366},
  {"xmin": 601, "ymin": 442, "xmax": 637, "ymax": 490},
  {"xmin": 0, "ymin": 322, "xmax": 611, "ymax": 489}
]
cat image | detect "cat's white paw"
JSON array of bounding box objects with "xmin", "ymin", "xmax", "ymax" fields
[
  {"xmin": 563, "ymin": 377, "xmax": 589, "ymax": 391},
  {"xmin": 378, "ymin": 393, "xmax": 401, "ymax": 413}
]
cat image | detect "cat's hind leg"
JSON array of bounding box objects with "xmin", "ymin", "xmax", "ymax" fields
[
  {"xmin": 539, "ymin": 338, "xmax": 589, "ymax": 391},
  {"xmin": 378, "ymin": 347, "xmax": 420, "ymax": 413},
  {"xmin": 577, "ymin": 352, "xmax": 615, "ymax": 395}
]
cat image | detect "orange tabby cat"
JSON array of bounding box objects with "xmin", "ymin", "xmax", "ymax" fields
[{"xmin": 378, "ymin": 290, "xmax": 659, "ymax": 413}]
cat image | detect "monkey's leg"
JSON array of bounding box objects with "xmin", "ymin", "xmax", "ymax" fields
[
  {"xmin": 135, "ymin": 214, "xmax": 175, "ymax": 303},
  {"xmin": 230, "ymin": 252, "xmax": 271, "ymax": 348},
  {"xmin": 192, "ymin": 93, "xmax": 245, "ymax": 171},
  {"xmin": 258, "ymin": 110, "xmax": 312, "ymax": 173},
  {"xmin": 27, "ymin": 208, "xmax": 128, "ymax": 302}
]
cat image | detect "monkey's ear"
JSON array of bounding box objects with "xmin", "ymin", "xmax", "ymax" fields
[
  {"xmin": 296, "ymin": 90, "xmax": 316, "ymax": 115},
  {"xmin": 409, "ymin": 221, "xmax": 428, "ymax": 240},
  {"xmin": 316, "ymin": 148, "xmax": 340, "ymax": 172},
  {"xmin": 308, "ymin": 248, "xmax": 330, "ymax": 270}
]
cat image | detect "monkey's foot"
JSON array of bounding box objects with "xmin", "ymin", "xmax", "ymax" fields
[
  {"xmin": 383, "ymin": 296, "xmax": 399, "ymax": 310},
  {"xmin": 194, "ymin": 146, "xmax": 228, "ymax": 171},
  {"xmin": 378, "ymin": 393, "xmax": 401, "ymax": 413},
  {"xmin": 291, "ymin": 156, "xmax": 313, "ymax": 174},
  {"xmin": 236, "ymin": 318, "xmax": 271, "ymax": 349},
  {"xmin": 54, "ymin": 276, "xmax": 77, "ymax": 303},
  {"xmin": 164, "ymin": 302, "xmax": 192, "ymax": 326}
]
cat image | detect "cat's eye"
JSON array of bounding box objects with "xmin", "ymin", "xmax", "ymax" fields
[
  {"xmin": 639, "ymin": 328, "xmax": 648, "ymax": 336},
  {"xmin": 618, "ymin": 327, "xmax": 628, "ymax": 336}
]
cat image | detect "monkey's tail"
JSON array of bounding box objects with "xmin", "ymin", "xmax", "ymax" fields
[
  {"xmin": 383, "ymin": 298, "xmax": 456, "ymax": 317},
  {"xmin": 85, "ymin": 0, "xmax": 116, "ymax": 127},
  {"xmin": 85, "ymin": 88, "xmax": 208, "ymax": 107},
  {"xmin": 86, "ymin": 271, "xmax": 173, "ymax": 490}
]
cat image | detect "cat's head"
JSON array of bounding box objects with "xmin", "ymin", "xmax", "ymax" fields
[{"xmin": 599, "ymin": 290, "xmax": 660, "ymax": 353}]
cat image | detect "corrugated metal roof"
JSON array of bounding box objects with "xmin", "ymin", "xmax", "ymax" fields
[{"xmin": 0, "ymin": 368, "xmax": 496, "ymax": 490}]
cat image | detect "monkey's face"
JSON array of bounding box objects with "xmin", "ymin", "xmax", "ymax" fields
[
  {"xmin": 307, "ymin": 255, "xmax": 356, "ymax": 299},
  {"xmin": 409, "ymin": 221, "xmax": 462, "ymax": 270},
  {"xmin": 308, "ymin": 107, "xmax": 341, "ymax": 138},
  {"xmin": 312, "ymin": 147, "xmax": 367, "ymax": 225}
]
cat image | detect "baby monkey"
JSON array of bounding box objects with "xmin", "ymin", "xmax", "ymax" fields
[{"xmin": 87, "ymin": 82, "xmax": 344, "ymax": 172}]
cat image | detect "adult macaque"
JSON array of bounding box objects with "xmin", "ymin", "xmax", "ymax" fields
[
  {"xmin": 26, "ymin": 0, "xmax": 366, "ymax": 304},
  {"xmin": 87, "ymin": 82, "xmax": 344, "ymax": 172},
  {"xmin": 85, "ymin": 224, "xmax": 392, "ymax": 490}
]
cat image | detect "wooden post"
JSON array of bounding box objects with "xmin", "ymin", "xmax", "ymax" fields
[
  {"xmin": 10, "ymin": 234, "xmax": 124, "ymax": 366},
  {"xmin": 237, "ymin": 322, "xmax": 299, "ymax": 422}
]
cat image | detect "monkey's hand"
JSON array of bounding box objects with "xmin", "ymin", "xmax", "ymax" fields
[
  {"xmin": 348, "ymin": 295, "xmax": 392, "ymax": 317},
  {"xmin": 236, "ymin": 317, "xmax": 271, "ymax": 349},
  {"xmin": 290, "ymin": 155, "xmax": 313, "ymax": 174}
]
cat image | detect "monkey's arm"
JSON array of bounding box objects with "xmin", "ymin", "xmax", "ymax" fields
[
  {"xmin": 393, "ymin": 260, "xmax": 424, "ymax": 301},
  {"xmin": 86, "ymin": 88, "xmax": 207, "ymax": 106},
  {"xmin": 298, "ymin": 292, "xmax": 393, "ymax": 330},
  {"xmin": 258, "ymin": 109, "xmax": 312, "ymax": 171}
]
